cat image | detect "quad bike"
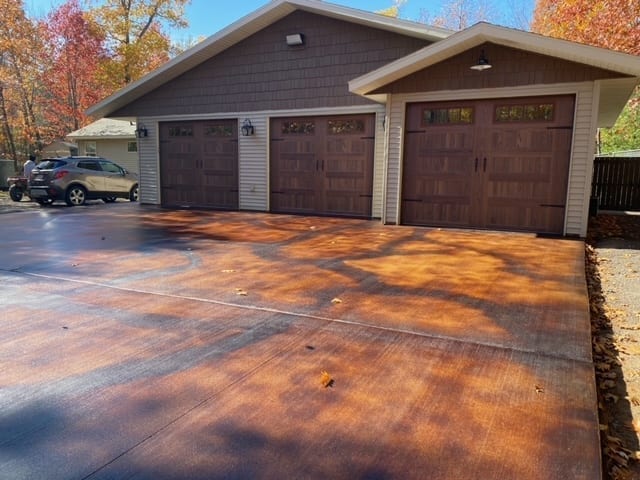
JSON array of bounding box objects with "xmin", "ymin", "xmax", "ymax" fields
[
  {"xmin": 5, "ymin": 176, "xmax": 53, "ymax": 205},
  {"xmin": 7, "ymin": 176, "xmax": 28, "ymax": 202}
]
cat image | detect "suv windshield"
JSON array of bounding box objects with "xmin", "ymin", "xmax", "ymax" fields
[{"xmin": 36, "ymin": 160, "xmax": 67, "ymax": 169}]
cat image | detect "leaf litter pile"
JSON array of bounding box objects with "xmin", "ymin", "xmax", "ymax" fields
[{"xmin": 587, "ymin": 214, "xmax": 640, "ymax": 479}]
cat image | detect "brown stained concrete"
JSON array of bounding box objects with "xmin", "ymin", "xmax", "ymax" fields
[{"xmin": 0, "ymin": 203, "xmax": 599, "ymax": 479}]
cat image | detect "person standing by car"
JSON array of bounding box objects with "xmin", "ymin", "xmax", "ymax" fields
[{"xmin": 23, "ymin": 155, "xmax": 36, "ymax": 179}]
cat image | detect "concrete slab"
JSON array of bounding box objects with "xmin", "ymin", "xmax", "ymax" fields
[{"xmin": 0, "ymin": 204, "xmax": 599, "ymax": 479}]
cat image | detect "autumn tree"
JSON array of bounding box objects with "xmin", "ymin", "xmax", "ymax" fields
[
  {"xmin": 532, "ymin": 0, "xmax": 640, "ymax": 152},
  {"xmin": 376, "ymin": 0, "xmax": 406, "ymax": 18},
  {"xmin": 87, "ymin": 0, "xmax": 190, "ymax": 88},
  {"xmin": 40, "ymin": 0, "xmax": 110, "ymax": 139},
  {"xmin": 0, "ymin": 0, "xmax": 44, "ymax": 169}
]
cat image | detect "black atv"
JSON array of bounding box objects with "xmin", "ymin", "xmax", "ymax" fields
[{"xmin": 7, "ymin": 176, "xmax": 28, "ymax": 202}]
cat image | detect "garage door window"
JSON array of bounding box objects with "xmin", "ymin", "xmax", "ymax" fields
[
  {"xmin": 168, "ymin": 126, "xmax": 193, "ymax": 136},
  {"xmin": 423, "ymin": 107, "xmax": 474, "ymax": 125},
  {"xmin": 495, "ymin": 103, "xmax": 554, "ymax": 122},
  {"xmin": 328, "ymin": 119, "xmax": 365, "ymax": 135},
  {"xmin": 281, "ymin": 121, "xmax": 315, "ymax": 134},
  {"xmin": 204, "ymin": 125, "xmax": 233, "ymax": 137}
]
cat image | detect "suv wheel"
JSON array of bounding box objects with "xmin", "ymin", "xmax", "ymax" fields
[
  {"xmin": 65, "ymin": 185, "xmax": 86, "ymax": 206},
  {"xmin": 129, "ymin": 185, "xmax": 139, "ymax": 202}
]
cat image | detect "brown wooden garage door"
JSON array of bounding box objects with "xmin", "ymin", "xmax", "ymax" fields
[
  {"xmin": 159, "ymin": 120, "xmax": 238, "ymax": 209},
  {"xmin": 402, "ymin": 95, "xmax": 575, "ymax": 234},
  {"xmin": 270, "ymin": 114, "xmax": 375, "ymax": 217}
]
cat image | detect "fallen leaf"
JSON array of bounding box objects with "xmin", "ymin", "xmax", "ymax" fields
[
  {"xmin": 621, "ymin": 324, "xmax": 640, "ymax": 330},
  {"xmin": 235, "ymin": 288, "xmax": 248, "ymax": 296},
  {"xmin": 331, "ymin": 298, "xmax": 342, "ymax": 305},
  {"xmin": 595, "ymin": 362, "xmax": 612, "ymax": 372},
  {"xmin": 535, "ymin": 384, "xmax": 544, "ymax": 394},
  {"xmin": 604, "ymin": 393, "xmax": 620, "ymax": 403},
  {"xmin": 320, "ymin": 370, "xmax": 333, "ymax": 388},
  {"xmin": 600, "ymin": 380, "xmax": 616, "ymax": 389},
  {"xmin": 221, "ymin": 269, "xmax": 236, "ymax": 273}
]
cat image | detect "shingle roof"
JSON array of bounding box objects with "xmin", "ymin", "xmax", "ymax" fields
[{"xmin": 67, "ymin": 118, "xmax": 136, "ymax": 139}]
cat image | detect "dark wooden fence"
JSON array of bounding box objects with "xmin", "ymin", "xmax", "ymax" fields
[{"xmin": 591, "ymin": 156, "xmax": 640, "ymax": 211}]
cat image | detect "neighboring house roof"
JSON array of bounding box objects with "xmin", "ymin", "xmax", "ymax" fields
[
  {"xmin": 42, "ymin": 141, "xmax": 78, "ymax": 150},
  {"xmin": 67, "ymin": 118, "xmax": 136, "ymax": 140},
  {"xmin": 349, "ymin": 22, "xmax": 640, "ymax": 127},
  {"xmin": 87, "ymin": 0, "xmax": 452, "ymax": 119}
]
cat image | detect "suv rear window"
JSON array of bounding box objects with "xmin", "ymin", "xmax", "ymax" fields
[
  {"xmin": 77, "ymin": 160, "xmax": 101, "ymax": 171},
  {"xmin": 36, "ymin": 160, "xmax": 67, "ymax": 169}
]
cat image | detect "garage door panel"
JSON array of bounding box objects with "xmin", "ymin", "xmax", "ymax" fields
[
  {"xmin": 402, "ymin": 201, "xmax": 471, "ymax": 227},
  {"xmin": 271, "ymin": 191, "xmax": 317, "ymax": 212},
  {"xmin": 485, "ymin": 204, "xmax": 565, "ymax": 232},
  {"xmin": 419, "ymin": 132, "xmax": 474, "ymax": 152},
  {"xmin": 403, "ymin": 95, "xmax": 574, "ymax": 234},
  {"xmin": 160, "ymin": 120, "xmax": 238, "ymax": 209},
  {"xmin": 326, "ymin": 138, "xmax": 367, "ymax": 155},
  {"xmin": 270, "ymin": 115, "xmax": 374, "ymax": 217}
]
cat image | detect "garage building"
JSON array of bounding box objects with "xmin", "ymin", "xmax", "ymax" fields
[{"xmin": 88, "ymin": 0, "xmax": 640, "ymax": 237}]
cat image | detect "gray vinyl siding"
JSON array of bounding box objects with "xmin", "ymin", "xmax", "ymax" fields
[
  {"xmin": 385, "ymin": 95, "xmax": 404, "ymax": 224},
  {"xmin": 136, "ymin": 119, "xmax": 160, "ymax": 205},
  {"xmin": 112, "ymin": 11, "xmax": 429, "ymax": 118},
  {"xmin": 372, "ymin": 109, "xmax": 387, "ymax": 218},
  {"xmin": 565, "ymin": 84, "xmax": 598, "ymax": 236},
  {"xmin": 238, "ymin": 116, "xmax": 268, "ymax": 211}
]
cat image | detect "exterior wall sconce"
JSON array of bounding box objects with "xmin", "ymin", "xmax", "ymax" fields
[
  {"xmin": 470, "ymin": 50, "xmax": 492, "ymax": 71},
  {"xmin": 286, "ymin": 33, "xmax": 304, "ymax": 46},
  {"xmin": 135, "ymin": 125, "xmax": 148, "ymax": 138},
  {"xmin": 241, "ymin": 119, "xmax": 255, "ymax": 136}
]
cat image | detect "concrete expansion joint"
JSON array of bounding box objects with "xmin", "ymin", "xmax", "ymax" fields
[{"xmin": 13, "ymin": 269, "xmax": 592, "ymax": 367}]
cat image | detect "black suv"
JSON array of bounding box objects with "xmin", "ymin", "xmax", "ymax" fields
[{"xmin": 28, "ymin": 156, "xmax": 139, "ymax": 206}]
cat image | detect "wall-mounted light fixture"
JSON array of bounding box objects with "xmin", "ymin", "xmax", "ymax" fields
[
  {"xmin": 286, "ymin": 33, "xmax": 304, "ymax": 46},
  {"xmin": 470, "ymin": 49, "xmax": 492, "ymax": 71},
  {"xmin": 135, "ymin": 124, "xmax": 148, "ymax": 138},
  {"xmin": 241, "ymin": 119, "xmax": 255, "ymax": 136}
]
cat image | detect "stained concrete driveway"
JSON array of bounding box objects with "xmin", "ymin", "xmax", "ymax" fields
[{"xmin": 0, "ymin": 203, "xmax": 599, "ymax": 479}]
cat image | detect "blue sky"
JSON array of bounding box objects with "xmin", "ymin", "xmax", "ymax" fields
[{"xmin": 26, "ymin": 0, "xmax": 535, "ymax": 41}]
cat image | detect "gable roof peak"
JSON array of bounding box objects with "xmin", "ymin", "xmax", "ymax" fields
[
  {"xmin": 350, "ymin": 20, "xmax": 640, "ymax": 96},
  {"xmin": 88, "ymin": 0, "xmax": 452, "ymax": 119}
]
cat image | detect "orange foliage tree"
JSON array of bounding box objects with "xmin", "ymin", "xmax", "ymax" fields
[
  {"xmin": 532, "ymin": 0, "xmax": 640, "ymax": 152},
  {"xmin": 0, "ymin": 0, "xmax": 44, "ymax": 167},
  {"xmin": 40, "ymin": 0, "xmax": 111, "ymax": 139},
  {"xmin": 88, "ymin": 0, "xmax": 189, "ymax": 88}
]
